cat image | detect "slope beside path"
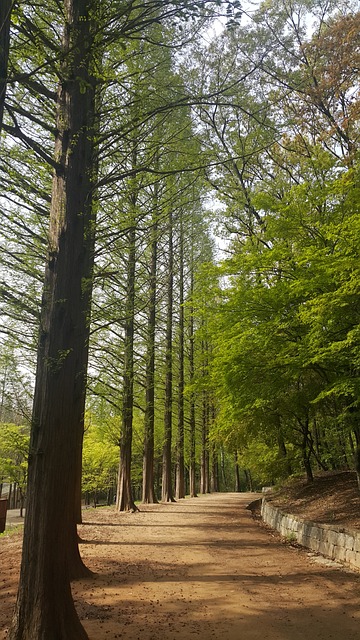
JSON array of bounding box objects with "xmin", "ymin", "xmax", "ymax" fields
[{"xmin": 1, "ymin": 493, "xmax": 360, "ymax": 639}]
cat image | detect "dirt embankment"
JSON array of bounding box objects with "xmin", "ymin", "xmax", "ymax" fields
[{"xmin": 265, "ymin": 471, "xmax": 360, "ymax": 530}]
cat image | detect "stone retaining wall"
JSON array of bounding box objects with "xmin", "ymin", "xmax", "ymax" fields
[{"xmin": 261, "ymin": 498, "xmax": 360, "ymax": 571}]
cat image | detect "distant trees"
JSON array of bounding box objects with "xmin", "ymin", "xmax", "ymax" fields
[
  {"xmin": 0, "ymin": 423, "xmax": 29, "ymax": 515},
  {"xmin": 82, "ymin": 418, "xmax": 118, "ymax": 507},
  {"xmin": 85, "ymin": 19, "xmax": 225, "ymax": 508}
]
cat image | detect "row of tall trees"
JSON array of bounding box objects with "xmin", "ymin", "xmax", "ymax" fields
[
  {"xmin": 0, "ymin": 1, "xmax": 241, "ymax": 638},
  {"xmin": 82, "ymin": 27, "xmax": 228, "ymax": 508}
]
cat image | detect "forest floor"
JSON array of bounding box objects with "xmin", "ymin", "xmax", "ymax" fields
[{"xmin": 1, "ymin": 472, "xmax": 360, "ymax": 640}]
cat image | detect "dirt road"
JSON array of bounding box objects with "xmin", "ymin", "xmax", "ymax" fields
[{"xmin": 1, "ymin": 493, "xmax": 360, "ymax": 639}]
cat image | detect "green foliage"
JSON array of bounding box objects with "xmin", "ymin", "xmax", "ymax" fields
[
  {"xmin": 82, "ymin": 416, "xmax": 119, "ymax": 496},
  {"xmin": 193, "ymin": 2, "xmax": 360, "ymax": 484},
  {"xmin": 237, "ymin": 440, "xmax": 300, "ymax": 486},
  {"xmin": 0, "ymin": 423, "xmax": 30, "ymax": 493}
]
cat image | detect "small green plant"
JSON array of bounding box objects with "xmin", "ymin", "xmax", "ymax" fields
[
  {"xmin": 284, "ymin": 532, "xmax": 297, "ymax": 544},
  {"xmin": 0, "ymin": 524, "xmax": 24, "ymax": 538}
]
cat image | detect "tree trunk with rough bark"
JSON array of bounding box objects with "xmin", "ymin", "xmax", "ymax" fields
[
  {"xmin": 299, "ymin": 417, "xmax": 314, "ymax": 483},
  {"xmin": 117, "ymin": 213, "xmax": 138, "ymax": 513},
  {"xmin": 9, "ymin": 1, "xmax": 97, "ymax": 636},
  {"xmin": 276, "ymin": 414, "xmax": 293, "ymax": 477},
  {"xmin": 352, "ymin": 426, "xmax": 360, "ymax": 491},
  {"xmin": 188, "ymin": 266, "xmax": 197, "ymax": 498},
  {"xmin": 234, "ymin": 452, "xmax": 241, "ymax": 492},
  {"xmin": 244, "ymin": 468, "xmax": 253, "ymax": 492},
  {"xmin": 142, "ymin": 205, "xmax": 159, "ymax": 504},
  {"xmin": 162, "ymin": 208, "xmax": 175, "ymax": 502},
  {"xmin": 74, "ymin": 435, "xmax": 84, "ymax": 525},
  {"xmin": 211, "ymin": 443, "xmax": 219, "ymax": 492},
  {"xmin": 200, "ymin": 382, "xmax": 210, "ymax": 494},
  {"xmin": 175, "ymin": 215, "xmax": 185, "ymax": 500}
]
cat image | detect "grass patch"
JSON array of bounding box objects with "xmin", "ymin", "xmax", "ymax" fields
[{"xmin": 0, "ymin": 523, "xmax": 24, "ymax": 538}]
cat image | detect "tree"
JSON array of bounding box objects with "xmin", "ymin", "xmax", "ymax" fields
[
  {"xmin": 161, "ymin": 203, "xmax": 175, "ymax": 502},
  {"xmin": 175, "ymin": 213, "xmax": 185, "ymax": 499},
  {"xmin": 188, "ymin": 239, "xmax": 197, "ymax": 498},
  {"xmin": 142, "ymin": 178, "xmax": 160, "ymax": 503},
  {"xmin": 116, "ymin": 143, "xmax": 140, "ymax": 513},
  {"xmin": 9, "ymin": 0, "xmax": 99, "ymax": 635}
]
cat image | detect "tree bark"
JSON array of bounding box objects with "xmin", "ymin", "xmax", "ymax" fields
[
  {"xmin": 352, "ymin": 426, "xmax": 360, "ymax": 491},
  {"xmin": 244, "ymin": 468, "xmax": 253, "ymax": 492},
  {"xmin": 142, "ymin": 187, "xmax": 159, "ymax": 504},
  {"xmin": 275, "ymin": 414, "xmax": 292, "ymax": 477},
  {"xmin": 210, "ymin": 443, "xmax": 219, "ymax": 492},
  {"xmin": 8, "ymin": 483, "xmax": 13, "ymax": 508},
  {"xmin": 117, "ymin": 210, "xmax": 138, "ymax": 512},
  {"xmin": 74, "ymin": 434, "xmax": 84, "ymax": 525},
  {"xmin": 220, "ymin": 447, "xmax": 227, "ymax": 489},
  {"xmin": 162, "ymin": 208, "xmax": 175, "ymax": 502},
  {"xmin": 234, "ymin": 452, "xmax": 241, "ymax": 492},
  {"xmin": 9, "ymin": 0, "xmax": 98, "ymax": 636},
  {"xmin": 299, "ymin": 417, "xmax": 314, "ymax": 483},
  {"xmin": 188, "ymin": 266, "xmax": 197, "ymax": 498},
  {"xmin": 175, "ymin": 214, "xmax": 185, "ymax": 500},
  {"xmin": 200, "ymin": 375, "xmax": 210, "ymax": 494},
  {"xmin": 0, "ymin": 0, "xmax": 11, "ymax": 133}
]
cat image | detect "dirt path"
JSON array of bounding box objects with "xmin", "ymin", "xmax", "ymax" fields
[{"xmin": 1, "ymin": 493, "xmax": 360, "ymax": 639}]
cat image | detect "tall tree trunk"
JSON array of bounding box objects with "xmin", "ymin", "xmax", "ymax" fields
[
  {"xmin": 188, "ymin": 266, "xmax": 197, "ymax": 498},
  {"xmin": 234, "ymin": 452, "xmax": 241, "ymax": 492},
  {"xmin": 200, "ymin": 339, "xmax": 210, "ymax": 494},
  {"xmin": 301, "ymin": 418, "xmax": 314, "ymax": 483},
  {"xmin": 142, "ymin": 200, "xmax": 158, "ymax": 504},
  {"xmin": 7, "ymin": 483, "xmax": 12, "ymax": 509},
  {"xmin": 19, "ymin": 488, "xmax": 25, "ymax": 518},
  {"xmin": 9, "ymin": 1, "xmax": 98, "ymax": 636},
  {"xmin": 337, "ymin": 429, "xmax": 349, "ymax": 469},
  {"xmin": 175, "ymin": 215, "xmax": 185, "ymax": 500},
  {"xmin": 0, "ymin": 365, "xmax": 7, "ymax": 421},
  {"xmin": 276, "ymin": 414, "xmax": 292, "ymax": 477},
  {"xmin": 220, "ymin": 446, "xmax": 226, "ymax": 489},
  {"xmin": 117, "ymin": 204, "xmax": 138, "ymax": 512},
  {"xmin": 210, "ymin": 443, "xmax": 219, "ymax": 492},
  {"xmin": 74, "ymin": 436, "xmax": 84, "ymax": 525},
  {"xmin": 352, "ymin": 426, "xmax": 360, "ymax": 491},
  {"xmin": 200, "ymin": 388, "xmax": 208, "ymax": 494},
  {"xmin": 0, "ymin": 0, "xmax": 11, "ymax": 133},
  {"xmin": 244, "ymin": 469, "xmax": 253, "ymax": 492},
  {"xmin": 9, "ymin": 482, "xmax": 16, "ymax": 509},
  {"xmin": 162, "ymin": 208, "xmax": 175, "ymax": 502}
]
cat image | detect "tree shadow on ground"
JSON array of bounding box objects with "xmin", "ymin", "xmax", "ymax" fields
[{"xmin": 73, "ymin": 558, "xmax": 360, "ymax": 640}]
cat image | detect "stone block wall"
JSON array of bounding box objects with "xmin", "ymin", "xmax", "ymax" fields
[{"xmin": 261, "ymin": 498, "xmax": 360, "ymax": 571}]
